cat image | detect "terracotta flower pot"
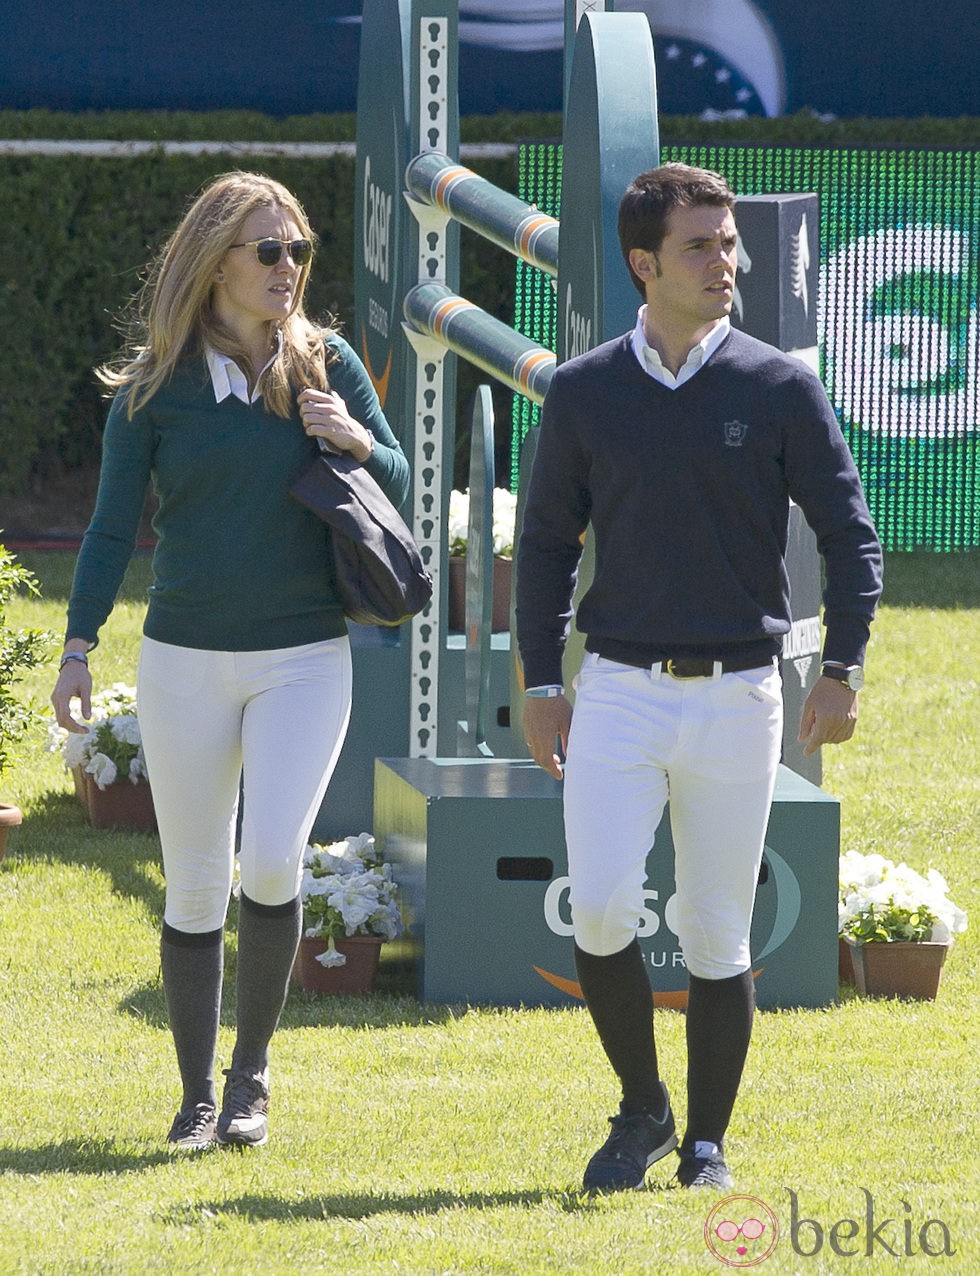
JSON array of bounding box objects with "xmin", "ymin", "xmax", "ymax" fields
[
  {"xmin": 71, "ymin": 764, "xmax": 88, "ymax": 808},
  {"xmin": 838, "ymin": 936, "xmax": 856, "ymax": 985},
  {"xmin": 845, "ymin": 936, "xmax": 951, "ymax": 1001},
  {"xmin": 82, "ymin": 771, "xmax": 157, "ymax": 833},
  {"xmin": 448, "ymin": 555, "xmax": 513, "ymax": 633},
  {"xmin": 0, "ymin": 801, "xmax": 23, "ymax": 861},
  {"xmin": 292, "ymin": 934, "xmax": 384, "ymax": 994}
]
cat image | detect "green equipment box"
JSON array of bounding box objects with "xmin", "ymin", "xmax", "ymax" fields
[{"xmin": 375, "ymin": 758, "xmax": 840, "ymax": 1010}]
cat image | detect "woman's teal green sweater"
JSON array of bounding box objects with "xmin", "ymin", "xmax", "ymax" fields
[{"xmin": 67, "ymin": 335, "xmax": 410, "ymax": 651}]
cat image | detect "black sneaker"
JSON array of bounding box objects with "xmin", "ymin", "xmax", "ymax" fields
[
  {"xmin": 675, "ymin": 1141, "xmax": 735, "ymax": 1190},
  {"xmin": 166, "ymin": 1103, "xmax": 217, "ymax": 1150},
  {"xmin": 216, "ymin": 1068, "xmax": 270, "ymax": 1147},
  {"xmin": 582, "ymin": 1084, "xmax": 677, "ymax": 1193}
]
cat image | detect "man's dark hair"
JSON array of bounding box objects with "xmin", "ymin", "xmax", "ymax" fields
[{"xmin": 618, "ymin": 163, "xmax": 736, "ymax": 296}]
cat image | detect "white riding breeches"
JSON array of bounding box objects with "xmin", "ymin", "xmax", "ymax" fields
[
  {"xmin": 562, "ymin": 653, "xmax": 783, "ymax": 979},
  {"xmin": 137, "ymin": 636, "xmax": 352, "ymax": 933}
]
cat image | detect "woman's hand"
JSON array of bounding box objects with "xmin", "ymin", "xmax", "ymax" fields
[
  {"xmin": 51, "ymin": 660, "xmax": 93, "ymax": 734},
  {"xmin": 298, "ymin": 388, "xmax": 374, "ymax": 463}
]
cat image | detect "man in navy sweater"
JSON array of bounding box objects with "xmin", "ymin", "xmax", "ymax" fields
[{"xmin": 516, "ymin": 163, "xmax": 882, "ymax": 1192}]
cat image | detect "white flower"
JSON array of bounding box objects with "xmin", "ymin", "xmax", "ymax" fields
[
  {"xmin": 369, "ymin": 900, "xmax": 403, "ymax": 941},
  {"xmin": 50, "ymin": 685, "xmax": 145, "ymax": 789},
  {"xmin": 839, "ymin": 849, "xmax": 890, "ymax": 890},
  {"xmin": 128, "ymin": 748, "xmax": 148, "ymax": 783},
  {"xmin": 109, "ymin": 714, "xmax": 141, "ymax": 746},
  {"xmin": 448, "ymin": 488, "xmax": 470, "ymax": 556},
  {"xmin": 94, "ymin": 684, "xmax": 138, "ymax": 716},
  {"xmin": 314, "ymin": 936, "xmax": 348, "ymax": 968},
  {"xmin": 300, "ymin": 871, "xmax": 333, "ymax": 898},
  {"xmin": 326, "ymin": 871, "xmax": 386, "ymax": 933},
  {"xmin": 62, "ymin": 726, "xmax": 97, "ymax": 769},
  {"xmin": 345, "ymin": 831, "xmax": 376, "ymax": 858},
  {"xmin": 299, "ymin": 833, "xmax": 402, "ymax": 942},
  {"xmin": 491, "ymin": 487, "xmax": 518, "ymax": 557},
  {"xmin": 839, "ymin": 850, "xmax": 968, "ymax": 943},
  {"xmin": 448, "ymin": 487, "xmax": 518, "ymax": 558},
  {"xmin": 86, "ymin": 752, "xmax": 118, "ymax": 789}
]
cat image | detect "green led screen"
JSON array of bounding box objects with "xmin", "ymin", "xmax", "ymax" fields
[
  {"xmin": 513, "ymin": 144, "xmax": 980, "ymax": 552},
  {"xmin": 512, "ymin": 143, "xmax": 563, "ymax": 452}
]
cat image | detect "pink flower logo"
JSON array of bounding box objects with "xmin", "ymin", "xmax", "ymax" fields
[{"xmin": 704, "ymin": 1195, "xmax": 780, "ymax": 1267}]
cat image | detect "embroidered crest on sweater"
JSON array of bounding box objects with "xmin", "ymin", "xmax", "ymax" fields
[{"xmin": 724, "ymin": 420, "xmax": 749, "ymax": 447}]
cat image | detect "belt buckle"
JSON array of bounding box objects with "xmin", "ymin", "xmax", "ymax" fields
[{"xmin": 665, "ymin": 658, "xmax": 716, "ymax": 679}]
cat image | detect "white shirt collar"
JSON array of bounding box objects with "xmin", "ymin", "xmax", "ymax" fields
[
  {"xmin": 205, "ymin": 330, "xmax": 282, "ymax": 405},
  {"xmin": 630, "ymin": 308, "xmax": 730, "ymax": 390}
]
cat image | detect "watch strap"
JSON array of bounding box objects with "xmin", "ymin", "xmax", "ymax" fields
[{"xmin": 820, "ymin": 661, "xmax": 863, "ymax": 690}]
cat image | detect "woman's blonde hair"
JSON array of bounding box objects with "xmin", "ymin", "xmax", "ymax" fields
[{"xmin": 98, "ymin": 171, "xmax": 335, "ymax": 417}]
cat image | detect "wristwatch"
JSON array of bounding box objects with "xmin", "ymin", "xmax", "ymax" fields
[{"xmin": 820, "ymin": 661, "xmax": 865, "ymax": 691}]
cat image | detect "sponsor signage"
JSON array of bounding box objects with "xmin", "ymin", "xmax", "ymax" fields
[
  {"xmin": 353, "ymin": 0, "xmax": 459, "ymax": 453},
  {"xmin": 556, "ymin": 12, "xmax": 660, "ymax": 363},
  {"xmin": 376, "ymin": 758, "xmax": 840, "ymax": 1010}
]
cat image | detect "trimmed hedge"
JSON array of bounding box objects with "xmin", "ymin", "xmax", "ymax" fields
[
  {"xmin": 4, "ymin": 108, "xmax": 980, "ymax": 144},
  {"xmin": 0, "ymin": 141, "xmax": 514, "ymax": 494},
  {"xmin": 1, "ymin": 152, "xmax": 357, "ymax": 491},
  {"xmin": 2, "ymin": 109, "xmax": 978, "ymax": 495}
]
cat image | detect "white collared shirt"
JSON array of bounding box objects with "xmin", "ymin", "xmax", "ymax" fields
[
  {"xmin": 630, "ymin": 308, "xmax": 730, "ymax": 390},
  {"xmin": 205, "ymin": 333, "xmax": 281, "ymax": 405}
]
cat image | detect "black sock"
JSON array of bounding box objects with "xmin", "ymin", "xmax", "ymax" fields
[
  {"xmin": 574, "ymin": 940, "xmax": 663, "ymax": 1115},
  {"xmin": 683, "ymin": 969, "xmax": 755, "ymax": 1151},
  {"xmin": 160, "ymin": 922, "xmax": 223, "ymax": 1112},
  {"xmin": 230, "ymin": 891, "xmax": 302, "ymax": 1075}
]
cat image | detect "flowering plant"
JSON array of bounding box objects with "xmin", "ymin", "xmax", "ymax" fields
[
  {"xmin": 299, "ymin": 832, "xmax": 403, "ymax": 967},
  {"xmin": 448, "ymin": 487, "xmax": 518, "ymax": 558},
  {"xmin": 839, "ymin": 850, "xmax": 968, "ymax": 945},
  {"xmin": 47, "ymin": 683, "xmax": 147, "ymax": 791}
]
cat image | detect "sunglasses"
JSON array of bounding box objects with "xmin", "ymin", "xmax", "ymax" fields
[{"xmin": 228, "ymin": 237, "xmax": 313, "ymax": 267}]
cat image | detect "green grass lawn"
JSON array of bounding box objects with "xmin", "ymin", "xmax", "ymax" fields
[{"xmin": 0, "ymin": 550, "xmax": 977, "ymax": 1274}]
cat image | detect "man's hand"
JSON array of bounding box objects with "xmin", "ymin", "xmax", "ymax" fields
[
  {"xmin": 798, "ymin": 676, "xmax": 859, "ymax": 757},
  {"xmin": 523, "ymin": 695, "xmax": 572, "ymax": 780}
]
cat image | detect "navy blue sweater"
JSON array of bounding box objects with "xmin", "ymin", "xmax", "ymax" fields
[{"xmin": 516, "ymin": 329, "xmax": 882, "ymax": 689}]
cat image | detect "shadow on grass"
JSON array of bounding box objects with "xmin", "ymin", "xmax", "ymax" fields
[
  {"xmin": 881, "ymin": 549, "xmax": 980, "ymax": 608},
  {"xmin": 119, "ymin": 980, "xmax": 169, "ymax": 1028},
  {"xmin": 14, "ymin": 793, "xmax": 451, "ymax": 1032},
  {"xmin": 167, "ymin": 1186, "xmax": 595, "ymax": 1225},
  {"xmin": 0, "ymin": 1140, "xmax": 172, "ymax": 1176},
  {"xmin": 14, "ymin": 788, "xmax": 166, "ymax": 923},
  {"xmin": 281, "ymin": 984, "xmax": 458, "ymax": 1029},
  {"xmin": 119, "ymin": 978, "xmax": 456, "ymax": 1031}
]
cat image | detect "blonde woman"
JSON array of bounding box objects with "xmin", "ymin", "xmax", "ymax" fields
[{"xmin": 51, "ymin": 172, "xmax": 409, "ymax": 1150}]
